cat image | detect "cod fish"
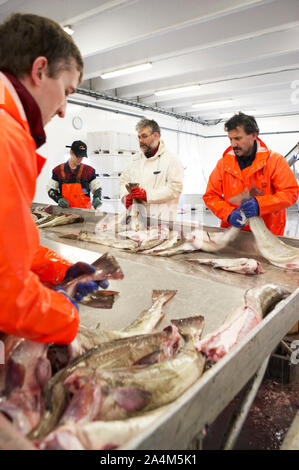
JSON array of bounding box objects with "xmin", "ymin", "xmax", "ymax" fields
[
  {"xmin": 54, "ymin": 316, "xmax": 204, "ymax": 425},
  {"xmin": 37, "ymin": 213, "xmax": 84, "ymax": 228},
  {"xmin": 61, "ymin": 231, "xmax": 138, "ymax": 251},
  {"xmin": 60, "ymin": 252, "xmax": 124, "ymax": 299},
  {"xmin": 187, "ymin": 225, "xmax": 241, "ymax": 253},
  {"xmin": 79, "ymin": 289, "xmax": 119, "ymax": 309},
  {"xmin": 249, "ymin": 216, "xmax": 299, "ymax": 271},
  {"xmin": 141, "ymin": 230, "xmax": 180, "ymax": 255},
  {"xmin": 67, "ymin": 289, "xmax": 178, "ymax": 360},
  {"xmin": 197, "ymin": 284, "xmax": 290, "ymax": 363},
  {"xmin": 0, "ymin": 336, "xmax": 51, "ymax": 435},
  {"xmin": 38, "ymin": 406, "xmax": 170, "ymax": 450},
  {"xmin": 124, "ymin": 289, "xmax": 177, "ymax": 335},
  {"xmin": 187, "ymin": 257, "xmax": 264, "ymax": 274},
  {"xmin": 29, "ymin": 324, "xmax": 181, "ymax": 440},
  {"xmin": 60, "ymin": 343, "xmax": 205, "ymax": 423}
]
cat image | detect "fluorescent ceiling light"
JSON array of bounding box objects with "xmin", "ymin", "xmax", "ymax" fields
[
  {"xmin": 192, "ymin": 99, "xmax": 233, "ymax": 108},
  {"xmin": 155, "ymin": 85, "xmax": 200, "ymax": 96},
  {"xmin": 100, "ymin": 63, "xmax": 152, "ymax": 79},
  {"xmin": 63, "ymin": 25, "xmax": 74, "ymax": 35}
]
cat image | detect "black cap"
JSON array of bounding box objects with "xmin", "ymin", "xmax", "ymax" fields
[{"xmin": 66, "ymin": 140, "xmax": 88, "ymax": 158}]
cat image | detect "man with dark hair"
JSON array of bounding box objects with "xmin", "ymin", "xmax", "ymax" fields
[
  {"xmin": 203, "ymin": 112, "xmax": 299, "ymax": 235},
  {"xmin": 47, "ymin": 140, "xmax": 102, "ymax": 209},
  {"xmin": 120, "ymin": 118, "xmax": 184, "ymax": 221},
  {"xmin": 0, "ymin": 13, "xmax": 107, "ymax": 345}
]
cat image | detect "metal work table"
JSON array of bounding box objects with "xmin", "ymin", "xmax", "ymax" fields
[{"xmin": 35, "ymin": 204, "xmax": 299, "ymax": 449}]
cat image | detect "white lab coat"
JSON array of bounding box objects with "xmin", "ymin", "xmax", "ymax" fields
[{"xmin": 119, "ymin": 141, "xmax": 184, "ymax": 221}]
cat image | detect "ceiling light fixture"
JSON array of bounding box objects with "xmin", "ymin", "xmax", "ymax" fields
[
  {"xmin": 63, "ymin": 25, "xmax": 74, "ymax": 36},
  {"xmin": 100, "ymin": 63, "xmax": 152, "ymax": 79},
  {"xmin": 155, "ymin": 85, "xmax": 200, "ymax": 97},
  {"xmin": 192, "ymin": 99, "xmax": 233, "ymax": 108}
]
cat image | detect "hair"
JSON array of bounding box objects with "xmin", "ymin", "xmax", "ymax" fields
[
  {"xmin": 224, "ymin": 112, "xmax": 259, "ymax": 135},
  {"xmin": 0, "ymin": 13, "xmax": 83, "ymax": 82},
  {"xmin": 136, "ymin": 118, "xmax": 161, "ymax": 136}
]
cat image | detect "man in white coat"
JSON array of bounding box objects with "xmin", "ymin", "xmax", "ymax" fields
[{"xmin": 120, "ymin": 118, "xmax": 184, "ymax": 222}]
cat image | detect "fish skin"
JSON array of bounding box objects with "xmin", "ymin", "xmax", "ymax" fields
[
  {"xmin": 171, "ymin": 315, "xmax": 205, "ymax": 349},
  {"xmin": 141, "ymin": 230, "xmax": 180, "ymax": 255},
  {"xmin": 60, "ymin": 252, "xmax": 124, "ymax": 299},
  {"xmin": 249, "ymin": 216, "xmax": 299, "ymax": 271},
  {"xmin": 187, "ymin": 257, "xmax": 264, "ymax": 275},
  {"xmin": 197, "ymin": 284, "xmax": 290, "ymax": 363},
  {"xmin": 123, "ymin": 289, "xmax": 177, "ymax": 335},
  {"xmin": 29, "ymin": 325, "xmax": 181, "ymax": 440}
]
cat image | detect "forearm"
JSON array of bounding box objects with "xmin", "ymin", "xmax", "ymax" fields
[{"xmin": 31, "ymin": 245, "xmax": 72, "ymax": 285}]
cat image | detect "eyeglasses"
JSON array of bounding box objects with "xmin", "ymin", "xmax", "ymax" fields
[{"xmin": 138, "ymin": 133, "xmax": 153, "ymax": 141}]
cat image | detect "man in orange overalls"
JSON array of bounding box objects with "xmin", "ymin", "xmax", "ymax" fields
[
  {"xmin": 0, "ymin": 13, "xmax": 107, "ymax": 344},
  {"xmin": 203, "ymin": 112, "xmax": 299, "ymax": 236},
  {"xmin": 47, "ymin": 140, "xmax": 102, "ymax": 209}
]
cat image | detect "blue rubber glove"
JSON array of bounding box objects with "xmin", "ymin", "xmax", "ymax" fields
[
  {"xmin": 228, "ymin": 208, "xmax": 246, "ymax": 228},
  {"xmin": 64, "ymin": 262, "xmax": 109, "ymax": 301},
  {"xmin": 54, "ymin": 286, "xmax": 79, "ymax": 311},
  {"xmin": 240, "ymin": 197, "xmax": 259, "ymax": 218}
]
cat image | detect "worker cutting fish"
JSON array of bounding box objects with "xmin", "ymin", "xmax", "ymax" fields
[{"xmin": 0, "ymin": 13, "xmax": 114, "ymax": 344}]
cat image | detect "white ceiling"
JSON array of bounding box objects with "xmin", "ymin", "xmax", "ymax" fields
[{"xmin": 1, "ymin": 0, "xmax": 299, "ymax": 122}]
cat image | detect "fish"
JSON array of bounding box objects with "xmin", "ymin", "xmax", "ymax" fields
[
  {"xmin": 141, "ymin": 230, "xmax": 180, "ymax": 254},
  {"xmin": 186, "ymin": 225, "xmax": 242, "ymax": 253},
  {"xmin": 249, "ymin": 216, "xmax": 299, "ymax": 271},
  {"xmin": 123, "ymin": 289, "xmax": 177, "ymax": 335},
  {"xmin": 29, "ymin": 324, "xmax": 181, "ymax": 440},
  {"xmin": 197, "ymin": 284, "xmax": 290, "ymax": 363},
  {"xmin": 0, "ymin": 337, "xmax": 51, "ymax": 435},
  {"xmin": 60, "ymin": 231, "xmax": 138, "ymax": 251},
  {"xmin": 126, "ymin": 182, "xmax": 147, "ymax": 232},
  {"xmin": 37, "ymin": 213, "xmax": 84, "ymax": 228},
  {"xmin": 38, "ymin": 406, "xmax": 169, "ymax": 450},
  {"xmin": 60, "ymin": 252, "xmax": 124, "ymax": 299},
  {"xmin": 59, "ymin": 342, "xmax": 205, "ymax": 423},
  {"xmin": 187, "ymin": 257, "xmax": 264, "ymax": 274}
]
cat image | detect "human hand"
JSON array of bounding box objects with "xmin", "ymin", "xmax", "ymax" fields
[
  {"xmin": 92, "ymin": 197, "xmax": 102, "ymax": 209},
  {"xmin": 240, "ymin": 197, "xmax": 259, "ymax": 218},
  {"xmin": 124, "ymin": 194, "xmax": 133, "ymax": 209},
  {"xmin": 131, "ymin": 187, "xmax": 147, "ymax": 201},
  {"xmin": 58, "ymin": 197, "xmax": 69, "ymax": 208},
  {"xmin": 63, "ymin": 262, "xmax": 109, "ymax": 300},
  {"xmin": 228, "ymin": 208, "xmax": 246, "ymax": 228}
]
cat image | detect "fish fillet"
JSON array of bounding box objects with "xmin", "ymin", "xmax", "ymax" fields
[{"xmin": 187, "ymin": 257, "xmax": 264, "ymax": 274}]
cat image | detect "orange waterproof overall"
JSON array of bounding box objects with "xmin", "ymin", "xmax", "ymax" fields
[
  {"xmin": 61, "ymin": 163, "xmax": 92, "ymax": 209},
  {"xmin": 0, "ymin": 72, "xmax": 79, "ymax": 344},
  {"xmin": 203, "ymin": 138, "xmax": 299, "ymax": 235}
]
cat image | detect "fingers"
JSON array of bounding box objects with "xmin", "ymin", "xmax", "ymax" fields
[
  {"xmin": 75, "ymin": 281, "xmax": 98, "ymax": 301},
  {"xmin": 98, "ymin": 280, "xmax": 109, "ymax": 289}
]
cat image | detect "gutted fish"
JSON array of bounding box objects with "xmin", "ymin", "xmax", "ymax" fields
[
  {"xmin": 187, "ymin": 257, "xmax": 264, "ymax": 274},
  {"xmin": 124, "ymin": 289, "xmax": 177, "ymax": 335},
  {"xmin": 29, "ymin": 324, "xmax": 181, "ymax": 439},
  {"xmin": 197, "ymin": 284, "xmax": 290, "ymax": 363},
  {"xmin": 187, "ymin": 225, "xmax": 241, "ymax": 253},
  {"xmin": 60, "ymin": 252, "xmax": 124, "ymax": 299},
  {"xmin": 37, "ymin": 213, "xmax": 84, "ymax": 228},
  {"xmin": 0, "ymin": 337, "xmax": 51, "ymax": 435},
  {"xmin": 38, "ymin": 406, "xmax": 169, "ymax": 450},
  {"xmin": 79, "ymin": 290, "xmax": 119, "ymax": 309},
  {"xmin": 249, "ymin": 216, "xmax": 299, "ymax": 271}
]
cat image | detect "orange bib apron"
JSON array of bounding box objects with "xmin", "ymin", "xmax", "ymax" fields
[{"xmin": 61, "ymin": 164, "xmax": 92, "ymax": 209}]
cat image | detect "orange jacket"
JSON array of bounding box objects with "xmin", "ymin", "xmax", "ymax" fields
[
  {"xmin": 203, "ymin": 138, "xmax": 299, "ymax": 236},
  {"xmin": 0, "ymin": 72, "xmax": 79, "ymax": 344}
]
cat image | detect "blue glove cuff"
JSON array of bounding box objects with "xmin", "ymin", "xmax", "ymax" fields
[{"xmin": 54, "ymin": 286, "xmax": 78, "ymax": 311}]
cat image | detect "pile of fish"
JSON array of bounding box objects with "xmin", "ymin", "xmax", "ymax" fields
[
  {"xmin": 32, "ymin": 205, "xmax": 84, "ymax": 228},
  {"xmin": 0, "ymin": 282, "xmax": 289, "ymax": 450}
]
